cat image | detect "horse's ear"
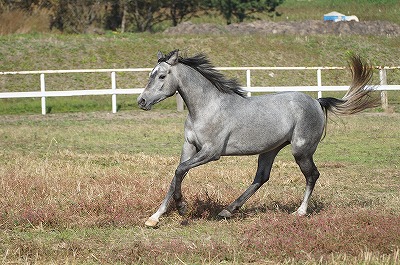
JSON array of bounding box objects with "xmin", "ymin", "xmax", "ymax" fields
[
  {"xmin": 166, "ymin": 50, "xmax": 179, "ymax": 65},
  {"xmin": 157, "ymin": 51, "xmax": 164, "ymax": 60}
]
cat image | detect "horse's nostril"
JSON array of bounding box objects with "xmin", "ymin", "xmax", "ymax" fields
[{"xmin": 138, "ymin": 98, "xmax": 146, "ymax": 106}]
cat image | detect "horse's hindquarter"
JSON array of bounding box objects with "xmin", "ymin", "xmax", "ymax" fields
[{"xmin": 222, "ymin": 92, "xmax": 325, "ymax": 156}]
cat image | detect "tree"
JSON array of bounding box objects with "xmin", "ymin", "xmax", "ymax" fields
[
  {"xmin": 167, "ymin": 0, "xmax": 201, "ymax": 27},
  {"xmin": 108, "ymin": 0, "xmax": 203, "ymax": 32},
  {"xmin": 211, "ymin": 0, "xmax": 284, "ymax": 25},
  {"xmin": 50, "ymin": 0, "xmax": 106, "ymax": 33},
  {"xmin": 0, "ymin": 0, "xmax": 54, "ymax": 12},
  {"xmin": 129, "ymin": 0, "xmax": 164, "ymax": 32},
  {"xmin": 114, "ymin": 0, "xmax": 202, "ymax": 32},
  {"xmin": 104, "ymin": 1, "xmax": 123, "ymax": 31}
]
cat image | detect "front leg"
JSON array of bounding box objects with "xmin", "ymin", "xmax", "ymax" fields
[
  {"xmin": 145, "ymin": 142, "xmax": 222, "ymax": 227},
  {"xmin": 145, "ymin": 142, "xmax": 196, "ymax": 228},
  {"xmin": 172, "ymin": 143, "xmax": 222, "ymax": 215},
  {"xmin": 144, "ymin": 175, "xmax": 179, "ymax": 228}
]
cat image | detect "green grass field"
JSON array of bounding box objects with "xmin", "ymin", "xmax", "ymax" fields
[{"xmin": 1, "ymin": 33, "xmax": 400, "ymax": 114}]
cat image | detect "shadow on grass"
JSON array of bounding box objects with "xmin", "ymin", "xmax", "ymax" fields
[
  {"xmin": 177, "ymin": 193, "xmax": 327, "ymax": 222},
  {"xmin": 238, "ymin": 198, "xmax": 326, "ymax": 218}
]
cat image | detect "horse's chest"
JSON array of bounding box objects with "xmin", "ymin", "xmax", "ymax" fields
[{"xmin": 185, "ymin": 120, "xmax": 226, "ymax": 147}]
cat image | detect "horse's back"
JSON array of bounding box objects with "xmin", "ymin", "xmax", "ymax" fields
[{"xmin": 246, "ymin": 91, "xmax": 324, "ymax": 121}]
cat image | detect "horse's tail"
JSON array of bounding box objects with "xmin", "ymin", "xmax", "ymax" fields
[
  {"xmin": 318, "ymin": 55, "xmax": 380, "ymax": 116},
  {"xmin": 317, "ymin": 55, "xmax": 380, "ymax": 139}
]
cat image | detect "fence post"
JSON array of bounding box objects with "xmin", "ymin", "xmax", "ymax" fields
[
  {"xmin": 379, "ymin": 68, "xmax": 388, "ymax": 112},
  {"xmin": 246, "ymin": 69, "xmax": 251, "ymax": 97},
  {"xmin": 40, "ymin": 73, "xmax": 46, "ymax": 115},
  {"xmin": 317, "ymin": 69, "xmax": 322, "ymax": 98},
  {"xmin": 111, "ymin": 71, "xmax": 117, "ymax": 113}
]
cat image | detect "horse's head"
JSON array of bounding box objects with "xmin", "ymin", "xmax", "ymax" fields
[{"xmin": 137, "ymin": 50, "xmax": 180, "ymax": 110}]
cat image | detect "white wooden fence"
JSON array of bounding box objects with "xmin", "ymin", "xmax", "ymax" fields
[{"xmin": 1, "ymin": 66, "xmax": 399, "ymax": 115}]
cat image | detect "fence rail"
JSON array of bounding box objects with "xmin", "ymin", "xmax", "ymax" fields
[{"xmin": 1, "ymin": 66, "xmax": 399, "ymax": 114}]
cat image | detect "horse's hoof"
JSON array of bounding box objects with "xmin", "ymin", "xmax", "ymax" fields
[
  {"xmin": 177, "ymin": 201, "xmax": 188, "ymax": 216},
  {"xmin": 145, "ymin": 218, "xmax": 159, "ymax": 228},
  {"xmin": 292, "ymin": 210, "xmax": 306, "ymax": 216},
  {"xmin": 218, "ymin": 209, "xmax": 232, "ymax": 218}
]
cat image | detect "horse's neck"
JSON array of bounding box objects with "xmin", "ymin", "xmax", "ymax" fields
[{"xmin": 176, "ymin": 64, "xmax": 224, "ymax": 118}]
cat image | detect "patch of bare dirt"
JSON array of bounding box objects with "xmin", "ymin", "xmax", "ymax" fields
[{"xmin": 164, "ymin": 20, "xmax": 400, "ymax": 36}]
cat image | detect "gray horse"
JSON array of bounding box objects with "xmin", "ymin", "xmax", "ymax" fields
[{"xmin": 138, "ymin": 50, "xmax": 378, "ymax": 227}]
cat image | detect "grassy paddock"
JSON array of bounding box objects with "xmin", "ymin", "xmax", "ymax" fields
[
  {"xmin": 0, "ymin": 110, "xmax": 399, "ymax": 264},
  {"xmin": 1, "ymin": 33, "xmax": 400, "ymax": 114}
]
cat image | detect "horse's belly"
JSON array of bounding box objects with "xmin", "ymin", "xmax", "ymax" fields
[{"xmin": 223, "ymin": 131, "xmax": 289, "ymax": 156}]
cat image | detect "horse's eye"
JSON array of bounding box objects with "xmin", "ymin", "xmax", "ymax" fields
[{"xmin": 159, "ymin": 75, "xmax": 166, "ymax": 80}]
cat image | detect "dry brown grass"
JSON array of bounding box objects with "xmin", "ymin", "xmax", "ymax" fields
[
  {"xmin": 1, "ymin": 152, "xmax": 399, "ymax": 264},
  {"xmin": 0, "ymin": 9, "xmax": 51, "ymax": 35}
]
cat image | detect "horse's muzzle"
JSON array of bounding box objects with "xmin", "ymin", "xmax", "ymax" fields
[{"xmin": 137, "ymin": 97, "xmax": 151, "ymax": 110}]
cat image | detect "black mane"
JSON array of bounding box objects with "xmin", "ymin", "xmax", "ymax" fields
[{"xmin": 160, "ymin": 51, "xmax": 247, "ymax": 98}]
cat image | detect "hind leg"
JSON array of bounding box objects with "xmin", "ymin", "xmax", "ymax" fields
[
  {"xmin": 293, "ymin": 154, "xmax": 320, "ymax": 216},
  {"xmin": 218, "ymin": 147, "xmax": 282, "ymax": 218}
]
